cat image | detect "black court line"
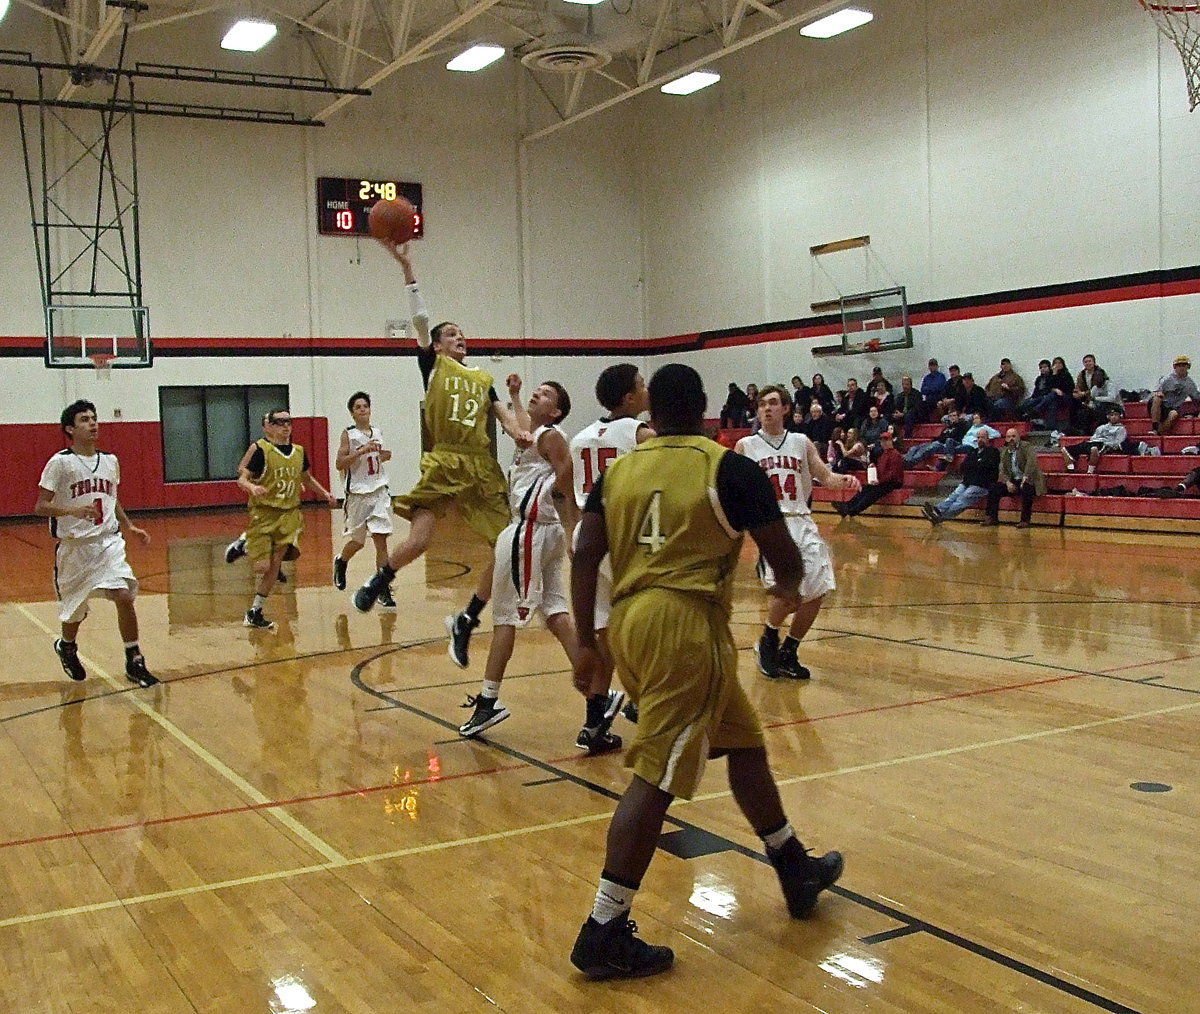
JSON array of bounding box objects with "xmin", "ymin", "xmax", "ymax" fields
[
  {"xmin": 523, "ymin": 776, "xmax": 567, "ymax": 787},
  {"xmin": 860, "ymin": 924, "xmax": 923, "ymax": 944},
  {"xmin": 349, "ymin": 650, "xmax": 1145, "ymax": 1014}
]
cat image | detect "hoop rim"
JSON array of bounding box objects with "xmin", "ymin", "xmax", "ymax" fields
[
  {"xmin": 1140, "ymin": 1, "xmax": 1200, "ymax": 12},
  {"xmin": 89, "ymin": 353, "xmax": 115, "ymax": 370}
]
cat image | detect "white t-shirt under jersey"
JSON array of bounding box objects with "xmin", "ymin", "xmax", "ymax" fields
[
  {"xmin": 342, "ymin": 425, "xmax": 389, "ymax": 495},
  {"xmin": 508, "ymin": 424, "xmax": 561, "ymax": 525},
  {"xmin": 569, "ymin": 415, "xmax": 644, "ymax": 509},
  {"xmin": 737, "ymin": 430, "xmax": 816, "ymax": 517},
  {"xmin": 39, "ymin": 449, "xmax": 123, "ymax": 539}
]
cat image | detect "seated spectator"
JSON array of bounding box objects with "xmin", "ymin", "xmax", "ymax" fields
[
  {"xmin": 1150, "ymin": 355, "xmax": 1200, "ymax": 434},
  {"xmin": 832, "ymin": 427, "xmax": 869, "ymax": 473},
  {"xmin": 867, "ymin": 366, "xmax": 893, "ymax": 395},
  {"xmin": 1072, "ymin": 353, "xmax": 1120, "ymax": 432},
  {"xmin": 1177, "ymin": 466, "xmax": 1200, "ymax": 494},
  {"xmin": 1019, "ymin": 358, "xmax": 1071, "ymax": 430},
  {"xmin": 835, "ymin": 431, "xmax": 904, "ymax": 516},
  {"xmin": 982, "ymin": 428, "xmax": 1045, "ymax": 529},
  {"xmin": 961, "ymin": 412, "xmax": 1002, "ymax": 450},
  {"xmin": 922, "ymin": 432, "xmax": 1001, "ymax": 524},
  {"xmin": 826, "ymin": 425, "xmax": 845, "ymax": 469},
  {"xmin": 861, "ymin": 405, "xmax": 891, "ymax": 456},
  {"xmin": 745, "ymin": 383, "xmax": 759, "ymax": 408},
  {"xmin": 891, "ymin": 375, "xmax": 923, "ymax": 440},
  {"xmin": 803, "ymin": 400, "xmax": 835, "ymax": 457},
  {"xmin": 921, "ymin": 358, "xmax": 948, "ymax": 420},
  {"xmin": 1060, "ymin": 405, "xmax": 1128, "ymax": 473},
  {"xmin": 984, "ymin": 358, "xmax": 1026, "ymax": 421},
  {"xmin": 835, "ymin": 378, "xmax": 869, "ymax": 430},
  {"xmin": 789, "ymin": 375, "xmax": 811, "ymax": 416},
  {"xmin": 936, "ymin": 364, "xmax": 965, "ymax": 418},
  {"xmin": 867, "ymin": 369, "xmax": 895, "ymax": 418},
  {"xmin": 809, "ymin": 373, "xmax": 836, "ymax": 414},
  {"xmin": 955, "ymin": 372, "xmax": 989, "ymax": 419},
  {"xmin": 904, "ymin": 408, "xmax": 969, "ymax": 468},
  {"xmin": 788, "ymin": 402, "xmax": 806, "ymax": 433},
  {"xmin": 1047, "ymin": 356, "xmax": 1075, "ymax": 430},
  {"xmin": 720, "ymin": 383, "xmax": 752, "ymax": 428}
]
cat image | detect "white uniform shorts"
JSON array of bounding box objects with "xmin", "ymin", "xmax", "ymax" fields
[
  {"xmin": 54, "ymin": 533, "xmax": 139, "ymax": 623},
  {"xmin": 570, "ymin": 523, "xmax": 614, "ymax": 630},
  {"xmin": 491, "ymin": 520, "xmax": 568, "ymax": 627},
  {"xmin": 342, "ymin": 486, "xmax": 393, "ymax": 543},
  {"xmin": 757, "ymin": 513, "xmax": 836, "ymax": 603}
]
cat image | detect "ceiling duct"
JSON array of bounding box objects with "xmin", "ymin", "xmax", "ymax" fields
[{"xmin": 518, "ymin": 37, "xmax": 612, "ymax": 72}]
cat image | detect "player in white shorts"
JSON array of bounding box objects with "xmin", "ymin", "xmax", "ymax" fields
[
  {"xmin": 332, "ymin": 391, "xmax": 395, "ymax": 608},
  {"xmin": 735, "ymin": 385, "xmax": 860, "ymax": 680},
  {"xmin": 568, "ymin": 363, "xmax": 653, "ymax": 749},
  {"xmin": 34, "ymin": 400, "xmax": 158, "ymax": 687},
  {"xmin": 457, "ymin": 379, "xmax": 582, "ymax": 742}
]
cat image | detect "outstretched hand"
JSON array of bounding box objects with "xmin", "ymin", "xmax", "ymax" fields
[{"xmin": 506, "ymin": 373, "xmax": 522, "ymax": 399}]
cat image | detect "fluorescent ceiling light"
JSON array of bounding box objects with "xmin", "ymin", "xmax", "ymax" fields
[
  {"xmin": 447, "ymin": 44, "xmax": 505, "ymax": 72},
  {"xmin": 221, "ymin": 20, "xmax": 278, "ymax": 52},
  {"xmin": 800, "ymin": 8, "xmax": 873, "ymax": 38},
  {"xmin": 563, "ymin": 1, "xmax": 607, "ymax": 5},
  {"xmin": 660, "ymin": 70, "xmax": 720, "ymax": 96}
]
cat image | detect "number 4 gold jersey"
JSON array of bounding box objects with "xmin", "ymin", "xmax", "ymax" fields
[
  {"xmin": 601, "ymin": 435, "xmax": 742, "ymax": 613},
  {"xmin": 424, "ymin": 356, "xmax": 495, "ymax": 453}
]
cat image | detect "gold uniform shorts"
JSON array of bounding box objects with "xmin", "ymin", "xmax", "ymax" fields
[
  {"xmin": 246, "ymin": 503, "xmax": 304, "ymax": 561},
  {"xmin": 608, "ymin": 587, "xmax": 764, "ymax": 800},
  {"xmin": 392, "ymin": 446, "xmax": 509, "ymax": 547}
]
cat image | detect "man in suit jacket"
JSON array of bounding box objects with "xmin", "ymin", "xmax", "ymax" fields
[{"xmin": 981, "ymin": 428, "xmax": 1045, "ymax": 528}]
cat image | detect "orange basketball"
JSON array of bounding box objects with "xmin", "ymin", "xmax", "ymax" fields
[
  {"xmin": 368, "ymin": 197, "xmax": 416, "ymax": 244},
  {"xmin": 865, "ymin": 338, "xmax": 882, "ymax": 352}
]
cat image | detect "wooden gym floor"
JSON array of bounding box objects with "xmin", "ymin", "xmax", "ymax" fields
[{"xmin": 0, "ymin": 505, "xmax": 1195, "ymax": 1013}]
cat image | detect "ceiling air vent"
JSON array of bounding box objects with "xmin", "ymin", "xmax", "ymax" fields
[{"xmin": 519, "ymin": 41, "xmax": 611, "ymax": 73}]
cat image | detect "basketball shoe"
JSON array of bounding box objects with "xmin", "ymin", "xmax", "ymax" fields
[
  {"xmin": 458, "ymin": 695, "xmax": 509, "ymax": 738},
  {"xmin": 352, "ymin": 569, "xmax": 391, "ymax": 613},
  {"xmin": 53, "ymin": 639, "xmax": 86, "ymax": 682},
  {"xmin": 224, "ymin": 536, "xmax": 247, "ymax": 564},
  {"xmin": 445, "ymin": 612, "xmax": 480, "ymax": 669},
  {"xmin": 768, "ymin": 838, "xmax": 844, "ymax": 919},
  {"xmin": 124, "ymin": 653, "xmax": 160, "ymax": 688},
  {"xmin": 774, "ymin": 646, "xmax": 811, "ymax": 681},
  {"xmin": 332, "ymin": 556, "xmax": 347, "ymax": 591},
  {"xmin": 569, "ymin": 916, "xmax": 674, "ymax": 981},
  {"xmin": 575, "ymin": 729, "xmax": 623, "ymax": 755},
  {"xmin": 755, "ymin": 628, "xmax": 780, "ymax": 678},
  {"xmin": 378, "ymin": 585, "xmax": 397, "ymax": 610},
  {"xmin": 243, "ymin": 607, "xmax": 276, "ymax": 632}
]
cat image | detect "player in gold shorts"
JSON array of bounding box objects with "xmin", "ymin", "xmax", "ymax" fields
[
  {"xmin": 353, "ymin": 242, "xmax": 531, "ymax": 670},
  {"xmin": 567, "ymin": 364, "xmax": 845, "ymax": 981},
  {"xmin": 237, "ymin": 410, "xmax": 336, "ymax": 631}
]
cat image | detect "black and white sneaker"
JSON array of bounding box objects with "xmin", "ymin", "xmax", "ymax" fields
[
  {"xmin": 569, "ymin": 916, "xmax": 675, "ymax": 981},
  {"xmin": 125, "ymin": 654, "xmax": 160, "ymax": 688},
  {"xmin": 768, "ymin": 838, "xmax": 844, "ymax": 919},
  {"xmin": 458, "ymin": 695, "xmax": 510, "ymax": 738},
  {"xmin": 755, "ymin": 630, "xmax": 780, "ymax": 678},
  {"xmin": 53, "ymin": 638, "xmax": 87, "ymax": 682},
  {"xmin": 378, "ymin": 585, "xmax": 397, "ymax": 610},
  {"xmin": 243, "ymin": 607, "xmax": 277, "ymax": 631},
  {"xmin": 774, "ymin": 650, "xmax": 811, "ymax": 681},
  {"xmin": 445, "ymin": 612, "xmax": 480, "ymax": 669},
  {"xmin": 332, "ymin": 556, "xmax": 347, "ymax": 591},
  {"xmin": 575, "ymin": 728, "xmax": 623, "ymax": 755},
  {"xmin": 224, "ymin": 536, "xmax": 247, "ymax": 564},
  {"xmin": 352, "ymin": 569, "xmax": 390, "ymax": 613},
  {"xmin": 275, "ymin": 569, "xmax": 287, "ymax": 585},
  {"xmin": 622, "ymin": 700, "xmax": 639, "ymax": 724}
]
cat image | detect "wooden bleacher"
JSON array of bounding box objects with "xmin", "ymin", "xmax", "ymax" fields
[{"xmin": 714, "ymin": 401, "xmax": 1200, "ymax": 533}]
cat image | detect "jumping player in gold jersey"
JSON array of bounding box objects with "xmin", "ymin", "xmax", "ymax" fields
[
  {"xmin": 353, "ymin": 242, "xmax": 531, "ymax": 670},
  {"xmin": 568, "ymin": 363, "xmax": 844, "ymax": 981}
]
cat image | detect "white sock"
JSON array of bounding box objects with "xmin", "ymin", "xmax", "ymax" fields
[
  {"xmin": 762, "ymin": 822, "xmax": 796, "ymax": 852},
  {"xmin": 253, "ymin": 594, "xmax": 267, "ymax": 611},
  {"xmin": 591, "ymin": 878, "xmax": 637, "ymax": 925},
  {"xmin": 481, "ymin": 679, "xmax": 502, "ymax": 700}
]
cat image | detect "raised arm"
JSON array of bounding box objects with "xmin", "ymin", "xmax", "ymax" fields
[
  {"xmin": 505, "ymin": 374, "xmax": 533, "ymax": 434},
  {"xmin": 539, "ymin": 426, "xmax": 580, "ymax": 536},
  {"xmin": 378, "ymin": 239, "xmax": 431, "ymax": 348},
  {"xmin": 491, "ymin": 398, "xmax": 532, "ymax": 446}
]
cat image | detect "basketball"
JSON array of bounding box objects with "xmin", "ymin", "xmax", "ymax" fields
[
  {"xmin": 368, "ymin": 197, "xmax": 416, "ymax": 244},
  {"xmin": 865, "ymin": 338, "xmax": 882, "ymax": 352}
]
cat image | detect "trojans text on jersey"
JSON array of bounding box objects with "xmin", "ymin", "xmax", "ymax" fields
[
  {"xmin": 70, "ymin": 477, "xmax": 114, "ymax": 498},
  {"xmin": 754, "ymin": 453, "xmax": 804, "ymax": 473}
]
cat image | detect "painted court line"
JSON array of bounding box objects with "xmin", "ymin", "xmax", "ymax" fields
[
  {"xmin": 14, "ymin": 603, "xmax": 347, "ymax": 865},
  {"xmin": 5, "ymin": 693, "xmax": 1199, "ymax": 932}
]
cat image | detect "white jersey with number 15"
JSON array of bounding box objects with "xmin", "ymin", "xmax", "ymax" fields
[{"xmin": 569, "ymin": 416, "xmax": 644, "ymax": 509}]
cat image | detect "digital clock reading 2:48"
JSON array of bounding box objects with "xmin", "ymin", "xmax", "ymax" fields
[{"xmin": 317, "ymin": 177, "xmax": 424, "ymax": 238}]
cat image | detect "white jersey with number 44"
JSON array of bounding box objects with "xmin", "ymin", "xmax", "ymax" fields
[
  {"xmin": 738, "ymin": 430, "xmax": 815, "ymax": 517},
  {"xmin": 570, "ymin": 416, "xmax": 644, "ymax": 509}
]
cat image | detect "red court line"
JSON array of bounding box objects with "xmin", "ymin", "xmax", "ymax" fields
[
  {"xmin": 1100, "ymin": 653, "xmax": 1200, "ymax": 674},
  {"xmin": 764, "ymin": 672, "xmax": 1084, "ymax": 729},
  {"xmin": 0, "ymin": 761, "xmax": 531, "ymax": 851}
]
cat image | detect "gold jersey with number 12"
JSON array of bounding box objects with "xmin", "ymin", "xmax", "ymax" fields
[{"xmin": 424, "ymin": 356, "xmax": 495, "ymax": 451}]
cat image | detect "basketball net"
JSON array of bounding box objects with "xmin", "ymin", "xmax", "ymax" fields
[
  {"xmin": 90, "ymin": 354, "xmax": 114, "ymax": 381},
  {"xmin": 1141, "ymin": 1, "xmax": 1200, "ymax": 110}
]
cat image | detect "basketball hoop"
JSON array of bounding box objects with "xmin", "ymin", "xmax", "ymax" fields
[
  {"xmin": 90, "ymin": 353, "xmax": 114, "ymax": 380},
  {"xmin": 1141, "ymin": 1, "xmax": 1200, "ymax": 110}
]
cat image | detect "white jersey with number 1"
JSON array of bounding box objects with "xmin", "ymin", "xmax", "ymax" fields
[
  {"xmin": 570, "ymin": 415, "xmax": 644, "ymax": 509},
  {"xmin": 738, "ymin": 430, "xmax": 815, "ymax": 517}
]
